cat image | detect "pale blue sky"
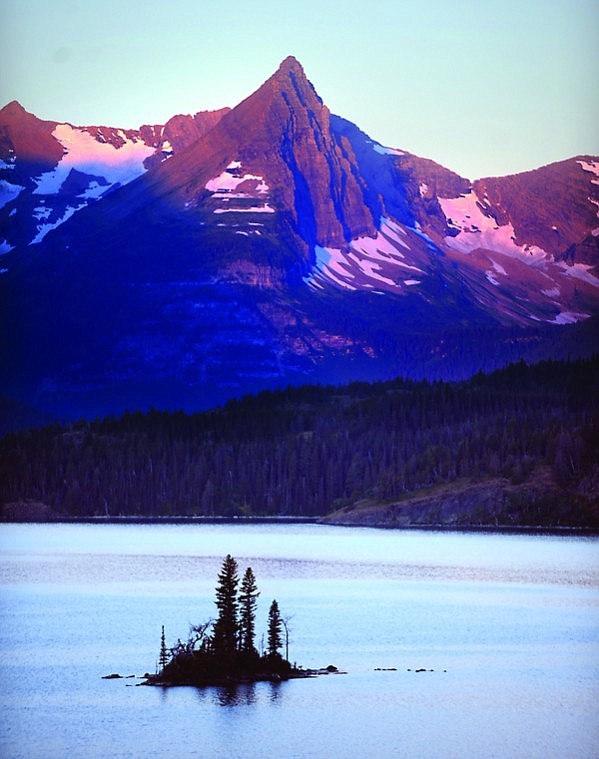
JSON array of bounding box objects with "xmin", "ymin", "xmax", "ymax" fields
[{"xmin": 1, "ymin": 0, "xmax": 597, "ymax": 179}]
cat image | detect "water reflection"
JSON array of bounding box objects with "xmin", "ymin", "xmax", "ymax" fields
[
  {"xmin": 215, "ymin": 682, "xmax": 257, "ymax": 707},
  {"xmin": 142, "ymin": 677, "xmax": 285, "ymax": 709},
  {"xmin": 266, "ymin": 680, "xmax": 283, "ymax": 703},
  {"xmin": 186, "ymin": 680, "xmax": 286, "ymax": 707}
]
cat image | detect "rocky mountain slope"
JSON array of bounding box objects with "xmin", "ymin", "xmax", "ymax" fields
[
  {"xmin": 0, "ymin": 99, "xmax": 229, "ymax": 250},
  {"xmin": 0, "ymin": 57, "xmax": 597, "ymax": 419}
]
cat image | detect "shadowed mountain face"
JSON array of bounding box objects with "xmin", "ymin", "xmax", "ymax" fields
[{"xmin": 0, "ymin": 57, "xmax": 598, "ymax": 418}]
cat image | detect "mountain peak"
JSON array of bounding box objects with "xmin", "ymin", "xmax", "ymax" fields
[
  {"xmin": 0, "ymin": 100, "xmax": 29, "ymax": 120},
  {"xmin": 0, "ymin": 99, "xmax": 63, "ymax": 166},
  {"xmin": 262, "ymin": 55, "xmax": 314, "ymax": 99},
  {"xmin": 223, "ymin": 54, "xmax": 375, "ymax": 247},
  {"xmin": 277, "ymin": 55, "xmax": 305, "ymax": 75}
]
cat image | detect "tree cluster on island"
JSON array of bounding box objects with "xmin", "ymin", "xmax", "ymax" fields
[{"xmin": 146, "ymin": 555, "xmax": 304, "ymax": 686}]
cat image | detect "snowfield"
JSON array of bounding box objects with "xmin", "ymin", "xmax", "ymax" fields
[
  {"xmin": 305, "ymin": 217, "xmax": 424, "ymax": 293},
  {"xmin": 33, "ymin": 124, "xmax": 155, "ymax": 195},
  {"xmin": 0, "ymin": 179, "xmax": 24, "ymax": 210},
  {"xmin": 439, "ymin": 191, "xmax": 549, "ymax": 263}
]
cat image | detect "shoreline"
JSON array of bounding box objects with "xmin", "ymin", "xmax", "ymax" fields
[
  {"xmin": 139, "ymin": 667, "xmax": 340, "ymax": 688},
  {"xmin": 0, "ymin": 515, "xmax": 319, "ymax": 525},
  {"xmin": 1, "ymin": 515, "xmax": 597, "ymax": 535}
]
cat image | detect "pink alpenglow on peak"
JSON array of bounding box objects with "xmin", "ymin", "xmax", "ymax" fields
[
  {"xmin": 577, "ymin": 159, "xmax": 599, "ymax": 181},
  {"xmin": 33, "ymin": 124, "xmax": 155, "ymax": 195},
  {"xmin": 438, "ymin": 191, "xmax": 549, "ymax": 262}
]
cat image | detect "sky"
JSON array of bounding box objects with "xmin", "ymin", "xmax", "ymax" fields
[{"xmin": 1, "ymin": 0, "xmax": 597, "ymax": 180}]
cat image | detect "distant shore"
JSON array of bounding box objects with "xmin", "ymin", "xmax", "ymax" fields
[
  {"xmin": 1, "ymin": 514, "xmax": 597, "ymax": 535},
  {"xmin": 5, "ymin": 515, "xmax": 319, "ymax": 524},
  {"xmin": 1, "ymin": 515, "xmax": 318, "ymax": 525}
]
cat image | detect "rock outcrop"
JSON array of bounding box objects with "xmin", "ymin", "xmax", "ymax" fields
[{"xmin": 321, "ymin": 471, "xmax": 599, "ymax": 529}]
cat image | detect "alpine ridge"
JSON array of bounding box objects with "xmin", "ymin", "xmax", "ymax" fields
[
  {"xmin": 142, "ymin": 55, "xmax": 377, "ymax": 250},
  {"xmin": 0, "ymin": 57, "xmax": 597, "ymax": 419}
]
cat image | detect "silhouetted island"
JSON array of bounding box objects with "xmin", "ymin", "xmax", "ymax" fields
[{"xmin": 141, "ymin": 554, "xmax": 336, "ymax": 687}]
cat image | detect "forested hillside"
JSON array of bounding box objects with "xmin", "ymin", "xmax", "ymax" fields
[{"xmin": 1, "ymin": 358, "xmax": 598, "ymax": 527}]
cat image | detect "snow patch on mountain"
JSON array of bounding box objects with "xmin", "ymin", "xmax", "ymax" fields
[
  {"xmin": 213, "ymin": 204, "xmax": 275, "ymax": 214},
  {"xmin": 206, "ymin": 160, "xmax": 273, "ymax": 216},
  {"xmin": 33, "ymin": 124, "xmax": 154, "ymax": 195},
  {"xmin": 485, "ymin": 259, "xmax": 509, "ymax": 286},
  {"xmin": 439, "ymin": 191, "xmax": 549, "ymax": 263},
  {"xmin": 310, "ymin": 246, "xmax": 357, "ymax": 290},
  {"xmin": 31, "ymin": 205, "xmax": 80, "ymax": 244},
  {"xmin": 577, "ymin": 159, "xmax": 599, "ymax": 183},
  {"xmin": 205, "ymin": 161, "xmax": 269, "ymax": 195},
  {"xmin": 79, "ymin": 180, "xmax": 109, "ymax": 200},
  {"xmin": 542, "ymin": 286, "xmax": 560, "ymax": 298},
  {"xmin": 305, "ymin": 217, "xmax": 423, "ymax": 293},
  {"xmin": 348, "ymin": 252, "xmax": 397, "ymax": 287},
  {"xmin": 381, "ymin": 217, "xmax": 412, "ymax": 251},
  {"xmin": 373, "ymin": 143, "xmax": 405, "ymax": 156},
  {"xmin": 1, "ymin": 153, "xmax": 24, "ymax": 210},
  {"xmin": 33, "ymin": 205, "xmax": 52, "ymax": 221},
  {"xmin": 0, "ymin": 179, "xmax": 24, "ymax": 209},
  {"xmin": 552, "ymin": 311, "xmax": 590, "ymax": 324},
  {"xmin": 558, "ymin": 262, "xmax": 599, "ymax": 287}
]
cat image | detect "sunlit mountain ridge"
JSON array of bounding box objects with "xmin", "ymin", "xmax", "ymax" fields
[{"xmin": 0, "ymin": 57, "xmax": 597, "ymax": 418}]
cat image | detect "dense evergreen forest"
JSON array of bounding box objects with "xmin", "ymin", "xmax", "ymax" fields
[{"xmin": 1, "ymin": 357, "xmax": 598, "ymax": 527}]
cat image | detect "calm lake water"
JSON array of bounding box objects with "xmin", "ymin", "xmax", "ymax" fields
[{"xmin": 0, "ymin": 523, "xmax": 597, "ymax": 759}]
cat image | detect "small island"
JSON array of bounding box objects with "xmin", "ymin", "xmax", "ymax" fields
[{"xmin": 142, "ymin": 555, "xmax": 330, "ymax": 687}]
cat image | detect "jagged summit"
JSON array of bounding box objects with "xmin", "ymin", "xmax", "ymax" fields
[
  {"xmin": 275, "ymin": 55, "xmax": 322, "ymax": 107},
  {"xmin": 0, "ymin": 99, "xmax": 62, "ymax": 166},
  {"xmin": 143, "ymin": 55, "xmax": 375, "ymax": 248},
  {"xmin": 0, "ymin": 100, "xmax": 28, "ymax": 116},
  {"xmin": 276, "ymin": 55, "xmax": 305, "ymax": 74},
  {"xmin": 223, "ymin": 54, "xmax": 321, "ymax": 122}
]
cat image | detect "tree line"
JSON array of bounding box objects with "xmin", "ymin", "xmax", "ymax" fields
[{"xmin": 0, "ymin": 356, "xmax": 597, "ymax": 525}]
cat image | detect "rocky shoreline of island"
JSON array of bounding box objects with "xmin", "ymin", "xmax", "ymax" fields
[{"xmin": 103, "ymin": 665, "xmax": 343, "ymax": 688}]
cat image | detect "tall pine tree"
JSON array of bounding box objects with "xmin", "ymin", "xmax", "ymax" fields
[
  {"xmin": 158, "ymin": 625, "xmax": 170, "ymax": 671},
  {"xmin": 239, "ymin": 566, "xmax": 259, "ymax": 655},
  {"xmin": 267, "ymin": 599, "xmax": 283, "ymax": 659},
  {"xmin": 212, "ymin": 554, "xmax": 240, "ymax": 661}
]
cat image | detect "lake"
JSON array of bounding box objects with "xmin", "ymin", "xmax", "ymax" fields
[{"xmin": 0, "ymin": 523, "xmax": 597, "ymax": 758}]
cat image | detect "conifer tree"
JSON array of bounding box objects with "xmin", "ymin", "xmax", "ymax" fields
[
  {"xmin": 267, "ymin": 599, "xmax": 283, "ymax": 658},
  {"xmin": 159, "ymin": 625, "xmax": 169, "ymax": 671},
  {"xmin": 239, "ymin": 566, "xmax": 259, "ymax": 655},
  {"xmin": 212, "ymin": 554, "xmax": 240, "ymax": 659}
]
